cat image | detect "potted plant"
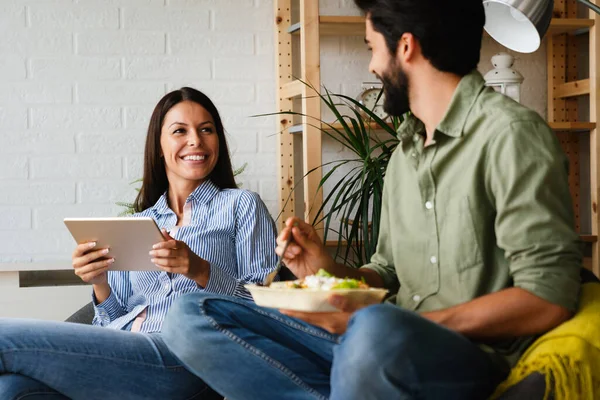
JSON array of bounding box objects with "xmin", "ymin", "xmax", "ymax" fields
[{"xmin": 264, "ymin": 82, "xmax": 405, "ymax": 267}]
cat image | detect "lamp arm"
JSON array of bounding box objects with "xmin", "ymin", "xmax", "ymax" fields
[{"xmin": 579, "ymin": 0, "xmax": 600, "ymax": 15}]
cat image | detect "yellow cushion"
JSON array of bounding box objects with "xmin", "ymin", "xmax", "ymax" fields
[{"xmin": 492, "ymin": 283, "xmax": 600, "ymax": 400}]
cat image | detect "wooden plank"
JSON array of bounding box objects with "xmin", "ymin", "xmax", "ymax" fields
[
  {"xmin": 281, "ymin": 80, "xmax": 304, "ymax": 99},
  {"xmin": 548, "ymin": 122, "xmax": 596, "ymax": 131},
  {"xmin": 548, "ymin": 18, "xmax": 594, "ymax": 35},
  {"xmin": 319, "ymin": 16, "xmax": 364, "ymax": 36},
  {"xmin": 289, "ymin": 120, "xmax": 393, "ymax": 133},
  {"xmin": 581, "ymin": 235, "xmax": 598, "ymax": 242},
  {"xmin": 554, "ymin": 79, "xmax": 590, "ymax": 98},
  {"xmin": 275, "ymin": 0, "xmax": 295, "ymax": 231},
  {"xmin": 565, "ymin": 3, "xmax": 582, "ymax": 234},
  {"xmin": 301, "ymin": 0, "xmax": 323, "ymax": 235},
  {"xmin": 317, "ymin": 15, "xmax": 594, "ymax": 37},
  {"xmin": 292, "ymin": 121, "xmax": 595, "ymax": 136},
  {"xmin": 547, "ymin": 35, "xmax": 567, "ymax": 123},
  {"xmin": 548, "ymin": 11, "xmax": 583, "ymax": 232},
  {"xmin": 589, "ymin": 5, "xmax": 600, "ymax": 277}
]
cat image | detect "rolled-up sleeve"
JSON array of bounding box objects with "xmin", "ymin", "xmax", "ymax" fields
[
  {"xmin": 486, "ymin": 120, "xmax": 581, "ymax": 311},
  {"xmin": 203, "ymin": 191, "xmax": 278, "ymax": 300},
  {"xmin": 92, "ymin": 271, "xmax": 132, "ymax": 326}
]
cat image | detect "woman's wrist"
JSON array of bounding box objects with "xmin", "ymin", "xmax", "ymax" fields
[
  {"xmin": 93, "ymin": 282, "xmax": 111, "ymax": 304},
  {"xmin": 192, "ymin": 258, "xmax": 211, "ymax": 287}
]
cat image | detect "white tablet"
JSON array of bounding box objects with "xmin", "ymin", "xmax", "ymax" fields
[{"xmin": 64, "ymin": 217, "xmax": 164, "ymax": 272}]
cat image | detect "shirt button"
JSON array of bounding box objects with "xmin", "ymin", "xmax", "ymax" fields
[
  {"xmin": 430, "ymin": 256, "xmax": 437, "ymax": 264},
  {"xmin": 412, "ymin": 294, "xmax": 421, "ymax": 302},
  {"xmin": 413, "ymin": 134, "xmax": 420, "ymax": 142},
  {"xmin": 411, "ymin": 152, "xmax": 417, "ymax": 158},
  {"xmin": 425, "ymin": 201, "xmax": 433, "ymax": 209}
]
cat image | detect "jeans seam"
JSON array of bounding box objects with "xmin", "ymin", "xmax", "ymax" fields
[
  {"xmin": 15, "ymin": 392, "xmax": 61, "ymax": 400},
  {"xmin": 211, "ymin": 297, "xmax": 338, "ymax": 342},
  {"xmin": 200, "ymin": 298, "xmax": 328, "ymax": 400},
  {"xmin": 0, "ymin": 348, "xmax": 184, "ymax": 371}
]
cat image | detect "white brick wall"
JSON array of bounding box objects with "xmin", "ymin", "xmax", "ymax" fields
[{"xmin": 0, "ymin": 0, "xmax": 547, "ymax": 268}]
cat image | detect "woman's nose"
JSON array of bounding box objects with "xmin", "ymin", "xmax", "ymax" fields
[{"xmin": 188, "ymin": 132, "xmax": 201, "ymax": 146}]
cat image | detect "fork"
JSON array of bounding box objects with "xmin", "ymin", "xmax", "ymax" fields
[{"xmin": 262, "ymin": 233, "xmax": 294, "ymax": 286}]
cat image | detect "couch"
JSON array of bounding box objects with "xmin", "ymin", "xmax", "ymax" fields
[{"xmin": 65, "ymin": 268, "xmax": 600, "ymax": 399}]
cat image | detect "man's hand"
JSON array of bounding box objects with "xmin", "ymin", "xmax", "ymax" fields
[
  {"xmin": 149, "ymin": 229, "xmax": 210, "ymax": 287},
  {"xmin": 276, "ymin": 217, "xmax": 335, "ymax": 279},
  {"xmin": 280, "ymin": 293, "xmax": 367, "ymax": 335}
]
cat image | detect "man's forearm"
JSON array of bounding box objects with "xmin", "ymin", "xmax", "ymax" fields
[{"xmin": 421, "ymin": 287, "xmax": 572, "ymax": 339}]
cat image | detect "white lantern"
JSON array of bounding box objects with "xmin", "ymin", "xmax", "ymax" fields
[{"xmin": 483, "ymin": 52, "xmax": 524, "ymax": 103}]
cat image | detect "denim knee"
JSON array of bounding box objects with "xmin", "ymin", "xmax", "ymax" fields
[
  {"xmin": 335, "ymin": 305, "xmax": 432, "ymax": 372},
  {"xmin": 162, "ymin": 292, "xmax": 246, "ymax": 365},
  {"xmin": 162, "ymin": 292, "xmax": 213, "ymax": 355}
]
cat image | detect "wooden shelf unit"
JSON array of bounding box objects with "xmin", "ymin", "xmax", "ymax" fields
[
  {"xmin": 548, "ymin": 0, "xmax": 600, "ymax": 277},
  {"xmin": 275, "ymin": 0, "xmax": 600, "ymax": 276},
  {"xmin": 275, "ymin": 0, "xmax": 323, "ymax": 233}
]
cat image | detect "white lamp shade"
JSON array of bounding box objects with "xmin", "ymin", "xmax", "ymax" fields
[{"xmin": 483, "ymin": 0, "xmax": 554, "ymax": 53}]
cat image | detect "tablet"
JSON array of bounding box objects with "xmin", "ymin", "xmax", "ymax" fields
[{"xmin": 64, "ymin": 217, "xmax": 165, "ymax": 271}]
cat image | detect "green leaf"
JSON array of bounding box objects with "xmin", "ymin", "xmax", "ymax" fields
[{"xmin": 257, "ymin": 80, "xmax": 404, "ymax": 267}]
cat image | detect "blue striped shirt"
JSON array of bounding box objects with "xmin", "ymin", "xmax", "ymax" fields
[{"xmin": 92, "ymin": 180, "xmax": 278, "ymax": 333}]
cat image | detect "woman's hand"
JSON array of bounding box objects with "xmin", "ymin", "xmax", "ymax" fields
[
  {"xmin": 72, "ymin": 242, "xmax": 114, "ymax": 285},
  {"xmin": 149, "ymin": 229, "xmax": 210, "ymax": 286},
  {"xmin": 276, "ymin": 217, "xmax": 334, "ymax": 279}
]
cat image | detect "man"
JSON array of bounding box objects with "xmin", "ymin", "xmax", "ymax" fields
[{"xmin": 162, "ymin": 0, "xmax": 582, "ymax": 399}]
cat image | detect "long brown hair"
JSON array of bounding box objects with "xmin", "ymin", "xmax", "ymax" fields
[{"xmin": 133, "ymin": 87, "xmax": 237, "ymax": 212}]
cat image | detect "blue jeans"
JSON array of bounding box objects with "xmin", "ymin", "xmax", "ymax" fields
[
  {"xmin": 0, "ymin": 318, "xmax": 220, "ymax": 400},
  {"xmin": 162, "ymin": 293, "xmax": 508, "ymax": 400}
]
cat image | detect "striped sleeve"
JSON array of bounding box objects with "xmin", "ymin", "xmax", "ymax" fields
[
  {"xmin": 91, "ymin": 271, "xmax": 132, "ymax": 326},
  {"xmin": 203, "ymin": 191, "xmax": 278, "ymax": 299}
]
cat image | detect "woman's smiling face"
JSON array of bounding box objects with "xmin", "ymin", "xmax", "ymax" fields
[{"xmin": 160, "ymin": 100, "xmax": 220, "ymax": 187}]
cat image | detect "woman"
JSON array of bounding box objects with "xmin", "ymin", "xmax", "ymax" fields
[{"xmin": 0, "ymin": 87, "xmax": 278, "ymax": 400}]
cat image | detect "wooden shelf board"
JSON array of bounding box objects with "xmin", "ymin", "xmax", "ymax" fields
[
  {"xmin": 315, "ymin": 16, "xmax": 594, "ymax": 37},
  {"xmin": 289, "ymin": 121, "xmax": 394, "ymax": 134},
  {"xmin": 548, "ymin": 122, "xmax": 596, "ymax": 132},
  {"xmin": 548, "ymin": 18, "xmax": 594, "ymax": 35},
  {"xmin": 581, "ymin": 235, "xmax": 598, "ymax": 243},
  {"xmin": 555, "ymin": 79, "xmax": 590, "ymax": 99},
  {"xmin": 281, "ymin": 80, "xmax": 304, "ymax": 99},
  {"xmin": 292, "ymin": 121, "xmax": 595, "ymax": 134},
  {"xmin": 319, "ymin": 16, "xmax": 365, "ymax": 36}
]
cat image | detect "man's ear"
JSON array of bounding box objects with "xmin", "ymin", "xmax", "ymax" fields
[{"xmin": 396, "ymin": 32, "xmax": 417, "ymax": 63}]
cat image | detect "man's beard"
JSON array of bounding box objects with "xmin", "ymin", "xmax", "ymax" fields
[{"xmin": 380, "ymin": 61, "xmax": 410, "ymax": 117}]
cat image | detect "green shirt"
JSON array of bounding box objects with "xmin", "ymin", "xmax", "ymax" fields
[{"xmin": 362, "ymin": 71, "xmax": 582, "ymax": 367}]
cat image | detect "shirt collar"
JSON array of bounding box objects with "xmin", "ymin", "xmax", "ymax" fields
[
  {"xmin": 150, "ymin": 179, "xmax": 221, "ymax": 216},
  {"xmin": 187, "ymin": 179, "xmax": 220, "ymax": 205},
  {"xmin": 436, "ymin": 70, "xmax": 486, "ymax": 138},
  {"xmin": 396, "ymin": 70, "xmax": 486, "ymax": 140}
]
